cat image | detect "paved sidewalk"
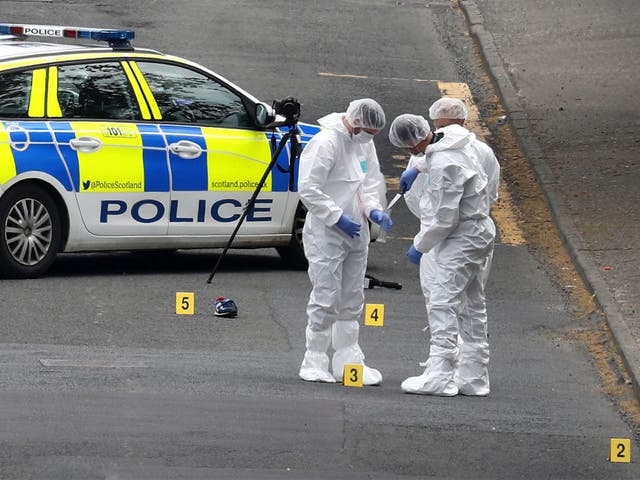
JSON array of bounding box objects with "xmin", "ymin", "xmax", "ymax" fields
[{"xmin": 459, "ymin": 0, "xmax": 640, "ymax": 391}]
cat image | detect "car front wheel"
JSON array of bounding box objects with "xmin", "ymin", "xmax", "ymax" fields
[
  {"xmin": 277, "ymin": 202, "xmax": 308, "ymax": 270},
  {"xmin": 0, "ymin": 185, "xmax": 62, "ymax": 278}
]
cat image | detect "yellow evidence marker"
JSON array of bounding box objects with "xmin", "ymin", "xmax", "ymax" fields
[
  {"xmin": 176, "ymin": 292, "xmax": 195, "ymax": 315},
  {"xmin": 343, "ymin": 364, "xmax": 364, "ymax": 387},
  {"xmin": 364, "ymin": 303, "xmax": 384, "ymax": 326},
  {"xmin": 609, "ymin": 438, "xmax": 631, "ymax": 463}
]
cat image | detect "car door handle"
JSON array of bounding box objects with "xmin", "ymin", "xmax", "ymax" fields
[
  {"xmin": 169, "ymin": 140, "xmax": 203, "ymax": 159},
  {"xmin": 69, "ymin": 136, "xmax": 102, "ymax": 153}
]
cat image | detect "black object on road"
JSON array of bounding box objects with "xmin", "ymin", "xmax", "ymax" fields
[{"xmin": 364, "ymin": 274, "xmax": 402, "ymax": 290}]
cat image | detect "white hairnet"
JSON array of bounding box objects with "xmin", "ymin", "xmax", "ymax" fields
[
  {"xmin": 388, "ymin": 114, "xmax": 431, "ymax": 148},
  {"xmin": 428, "ymin": 97, "xmax": 468, "ymax": 120},
  {"xmin": 345, "ymin": 98, "xmax": 386, "ymax": 130}
]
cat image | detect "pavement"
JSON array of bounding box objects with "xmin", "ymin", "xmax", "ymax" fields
[{"xmin": 458, "ymin": 0, "xmax": 640, "ymax": 394}]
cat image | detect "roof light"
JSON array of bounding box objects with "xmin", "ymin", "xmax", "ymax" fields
[{"xmin": 0, "ymin": 23, "xmax": 135, "ymax": 48}]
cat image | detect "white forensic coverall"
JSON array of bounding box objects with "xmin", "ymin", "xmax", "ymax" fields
[
  {"xmin": 403, "ymin": 124, "xmax": 496, "ymax": 396},
  {"xmin": 298, "ymin": 112, "xmax": 386, "ymax": 385},
  {"xmin": 468, "ymin": 127, "xmax": 500, "ymax": 292},
  {"xmin": 403, "ymin": 154, "xmax": 436, "ymax": 350}
]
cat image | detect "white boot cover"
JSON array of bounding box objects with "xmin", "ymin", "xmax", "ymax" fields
[
  {"xmin": 299, "ymin": 325, "xmax": 335, "ymax": 383},
  {"xmin": 454, "ymin": 341, "xmax": 490, "ymax": 396},
  {"xmin": 332, "ymin": 320, "xmax": 382, "ymax": 385},
  {"xmin": 401, "ymin": 357, "xmax": 458, "ymax": 396}
]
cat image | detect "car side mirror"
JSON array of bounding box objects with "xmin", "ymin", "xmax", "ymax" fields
[{"xmin": 254, "ymin": 103, "xmax": 274, "ymax": 127}]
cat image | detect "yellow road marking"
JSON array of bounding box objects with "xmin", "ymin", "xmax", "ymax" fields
[{"xmin": 438, "ymin": 82, "xmax": 526, "ymax": 246}]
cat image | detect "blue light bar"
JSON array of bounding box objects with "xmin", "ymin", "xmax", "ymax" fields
[{"xmin": 0, "ymin": 23, "xmax": 134, "ymax": 46}]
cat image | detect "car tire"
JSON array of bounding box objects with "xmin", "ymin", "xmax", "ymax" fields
[
  {"xmin": 276, "ymin": 202, "xmax": 308, "ymax": 270},
  {"xmin": 0, "ymin": 185, "xmax": 62, "ymax": 278}
]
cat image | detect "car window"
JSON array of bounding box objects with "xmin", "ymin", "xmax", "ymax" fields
[
  {"xmin": 0, "ymin": 70, "xmax": 32, "ymax": 118},
  {"xmin": 56, "ymin": 62, "xmax": 141, "ymax": 120},
  {"xmin": 136, "ymin": 61, "xmax": 252, "ymax": 128}
]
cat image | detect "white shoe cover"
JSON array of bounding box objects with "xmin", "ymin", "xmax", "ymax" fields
[
  {"xmin": 331, "ymin": 321, "xmax": 382, "ymax": 385},
  {"xmin": 454, "ymin": 366, "xmax": 490, "ymax": 396},
  {"xmin": 454, "ymin": 343, "xmax": 490, "ymax": 396},
  {"xmin": 456, "ymin": 382, "xmax": 489, "ymax": 396},
  {"xmin": 334, "ymin": 362, "xmax": 383, "ymax": 386},
  {"xmin": 332, "ymin": 346, "xmax": 382, "ymax": 386},
  {"xmin": 299, "ymin": 366, "xmax": 337, "ymax": 383},
  {"xmin": 401, "ymin": 357, "xmax": 458, "ymax": 396},
  {"xmin": 299, "ymin": 350, "xmax": 336, "ymax": 383},
  {"xmin": 361, "ymin": 364, "xmax": 383, "ymax": 386}
]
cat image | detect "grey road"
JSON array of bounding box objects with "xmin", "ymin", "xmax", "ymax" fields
[{"xmin": 1, "ymin": 1, "xmax": 639, "ymax": 478}]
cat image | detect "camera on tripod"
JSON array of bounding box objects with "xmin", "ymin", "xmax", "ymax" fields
[{"xmin": 273, "ymin": 97, "xmax": 301, "ymax": 126}]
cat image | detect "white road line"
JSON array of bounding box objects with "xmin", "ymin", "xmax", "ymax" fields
[
  {"xmin": 39, "ymin": 358, "xmax": 148, "ymax": 368},
  {"xmin": 318, "ymin": 72, "xmax": 438, "ymax": 83}
]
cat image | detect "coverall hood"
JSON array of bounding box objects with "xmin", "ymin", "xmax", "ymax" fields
[
  {"xmin": 317, "ymin": 112, "xmax": 349, "ymax": 135},
  {"xmin": 430, "ymin": 123, "xmax": 475, "ymax": 153}
]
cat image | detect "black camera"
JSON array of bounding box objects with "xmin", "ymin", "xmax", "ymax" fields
[{"xmin": 273, "ymin": 97, "xmax": 301, "ymax": 125}]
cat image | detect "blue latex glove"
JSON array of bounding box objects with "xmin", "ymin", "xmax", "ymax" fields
[
  {"xmin": 400, "ymin": 167, "xmax": 420, "ymax": 193},
  {"xmin": 407, "ymin": 245, "xmax": 423, "ymax": 264},
  {"xmin": 336, "ymin": 214, "xmax": 361, "ymax": 238},
  {"xmin": 369, "ymin": 210, "xmax": 393, "ymax": 231}
]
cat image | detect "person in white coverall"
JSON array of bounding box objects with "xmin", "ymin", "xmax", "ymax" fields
[
  {"xmin": 298, "ymin": 98, "xmax": 391, "ymax": 385},
  {"xmin": 389, "ymin": 110, "xmax": 496, "ymax": 396},
  {"xmin": 428, "ymin": 97, "xmax": 500, "ymax": 310},
  {"xmin": 402, "ymin": 99, "xmax": 501, "ymax": 395}
]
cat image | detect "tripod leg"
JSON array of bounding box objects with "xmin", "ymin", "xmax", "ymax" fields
[{"xmin": 206, "ymin": 132, "xmax": 292, "ymax": 283}]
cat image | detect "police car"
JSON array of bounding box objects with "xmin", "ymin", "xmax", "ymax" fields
[{"xmin": 0, "ymin": 23, "xmax": 321, "ymax": 278}]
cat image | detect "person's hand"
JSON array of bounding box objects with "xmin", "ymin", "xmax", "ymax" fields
[
  {"xmin": 369, "ymin": 210, "xmax": 393, "ymax": 231},
  {"xmin": 336, "ymin": 214, "xmax": 361, "ymax": 238},
  {"xmin": 407, "ymin": 245, "xmax": 422, "ymax": 264},
  {"xmin": 400, "ymin": 167, "xmax": 419, "ymax": 193}
]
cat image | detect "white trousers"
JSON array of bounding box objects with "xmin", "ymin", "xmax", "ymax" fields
[
  {"xmin": 300, "ymin": 217, "xmax": 381, "ymax": 384},
  {"xmin": 420, "ymin": 218, "xmax": 495, "ymax": 394}
]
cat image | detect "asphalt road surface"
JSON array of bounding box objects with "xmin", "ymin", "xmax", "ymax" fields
[{"xmin": 1, "ymin": 1, "xmax": 639, "ymax": 478}]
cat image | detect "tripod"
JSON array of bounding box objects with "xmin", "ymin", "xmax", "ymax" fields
[{"xmin": 206, "ymin": 122, "xmax": 301, "ymax": 284}]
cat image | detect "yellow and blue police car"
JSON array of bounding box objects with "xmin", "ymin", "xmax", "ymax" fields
[{"xmin": 0, "ymin": 23, "xmax": 319, "ymax": 278}]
